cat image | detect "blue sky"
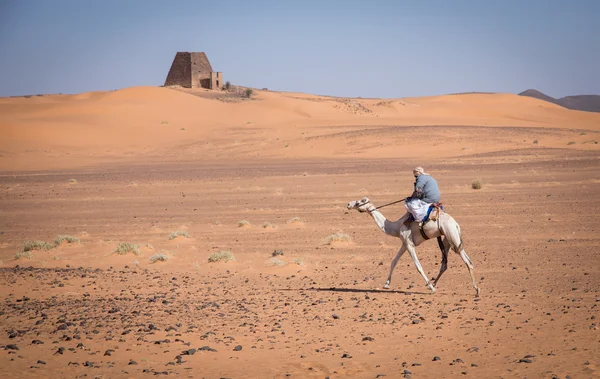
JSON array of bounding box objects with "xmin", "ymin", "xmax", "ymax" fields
[{"xmin": 0, "ymin": 0, "xmax": 598, "ymax": 98}]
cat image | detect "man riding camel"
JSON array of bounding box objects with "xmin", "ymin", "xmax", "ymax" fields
[{"xmin": 401, "ymin": 166, "xmax": 441, "ymax": 225}]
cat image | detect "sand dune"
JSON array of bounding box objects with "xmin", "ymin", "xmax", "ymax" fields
[
  {"xmin": 1, "ymin": 85, "xmax": 600, "ymax": 378},
  {"xmin": 1, "ymin": 86, "xmax": 600, "ymax": 171}
]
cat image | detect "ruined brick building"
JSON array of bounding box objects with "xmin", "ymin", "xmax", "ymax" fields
[{"xmin": 164, "ymin": 52, "xmax": 223, "ymax": 89}]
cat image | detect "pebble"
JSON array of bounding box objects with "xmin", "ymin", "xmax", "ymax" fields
[{"xmin": 199, "ymin": 346, "xmax": 217, "ymax": 352}]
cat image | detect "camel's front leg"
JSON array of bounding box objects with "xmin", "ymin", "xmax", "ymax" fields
[
  {"xmin": 406, "ymin": 243, "xmax": 436, "ymax": 293},
  {"xmin": 384, "ymin": 245, "xmax": 406, "ymax": 289}
]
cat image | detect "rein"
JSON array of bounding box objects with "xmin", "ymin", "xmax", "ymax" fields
[{"xmin": 374, "ymin": 198, "xmax": 406, "ymax": 210}]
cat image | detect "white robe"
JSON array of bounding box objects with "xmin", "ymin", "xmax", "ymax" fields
[{"xmin": 405, "ymin": 198, "xmax": 431, "ymax": 222}]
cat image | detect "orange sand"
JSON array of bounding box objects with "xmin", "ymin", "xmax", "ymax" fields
[{"xmin": 1, "ymin": 86, "xmax": 599, "ymax": 379}]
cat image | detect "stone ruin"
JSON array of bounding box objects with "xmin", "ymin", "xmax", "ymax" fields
[{"xmin": 164, "ymin": 52, "xmax": 223, "ymax": 90}]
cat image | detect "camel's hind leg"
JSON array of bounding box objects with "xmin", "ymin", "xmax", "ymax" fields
[
  {"xmin": 432, "ymin": 237, "xmax": 450, "ymax": 288},
  {"xmin": 446, "ymin": 219, "xmax": 480, "ymax": 297},
  {"xmin": 384, "ymin": 245, "xmax": 406, "ymax": 289},
  {"xmin": 457, "ymin": 248, "xmax": 480, "ymax": 297}
]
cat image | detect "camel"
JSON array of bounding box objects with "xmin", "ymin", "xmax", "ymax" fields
[{"xmin": 346, "ymin": 197, "xmax": 480, "ymax": 297}]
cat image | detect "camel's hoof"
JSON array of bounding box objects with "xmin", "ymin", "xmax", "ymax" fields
[
  {"xmin": 428, "ymin": 285, "xmax": 437, "ymax": 294},
  {"xmin": 383, "ymin": 283, "xmax": 390, "ymax": 289}
]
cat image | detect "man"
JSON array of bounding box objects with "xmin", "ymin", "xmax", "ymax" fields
[{"xmin": 401, "ymin": 166, "xmax": 441, "ymax": 225}]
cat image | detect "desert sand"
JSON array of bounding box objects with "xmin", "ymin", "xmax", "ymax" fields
[{"xmin": 1, "ymin": 86, "xmax": 599, "ymax": 379}]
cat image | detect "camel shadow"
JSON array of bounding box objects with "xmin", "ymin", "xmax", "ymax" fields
[{"xmin": 279, "ymin": 287, "xmax": 430, "ymax": 295}]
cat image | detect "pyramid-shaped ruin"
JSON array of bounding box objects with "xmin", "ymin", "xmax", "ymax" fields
[{"xmin": 164, "ymin": 52, "xmax": 223, "ymax": 89}]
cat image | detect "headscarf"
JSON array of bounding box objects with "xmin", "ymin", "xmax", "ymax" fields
[{"xmin": 413, "ymin": 166, "xmax": 429, "ymax": 176}]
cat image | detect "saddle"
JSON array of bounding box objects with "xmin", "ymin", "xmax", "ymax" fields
[
  {"xmin": 423, "ymin": 202, "xmax": 444, "ymax": 223},
  {"xmin": 418, "ymin": 203, "xmax": 445, "ymax": 241}
]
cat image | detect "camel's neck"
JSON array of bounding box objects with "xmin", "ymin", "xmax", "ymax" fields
[{"xmin": 368, "ymin": 207, "xmax": 402, "ymax": 236}]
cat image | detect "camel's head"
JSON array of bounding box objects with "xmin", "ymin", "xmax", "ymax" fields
[{"xmin": 347, "ymin": 197, "xmax": 373, "ymax": 213}]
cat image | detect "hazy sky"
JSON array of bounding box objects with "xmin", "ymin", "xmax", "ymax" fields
[{"xmin": 1, "ymin": 0, "xmax": 598, "ymax": 98}]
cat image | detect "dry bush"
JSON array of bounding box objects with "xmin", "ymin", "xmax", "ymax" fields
[
  {"xmin": 14, "ymin": 251, "xmax": 34, "ymax": 260},
  {"xmin": 292, "ymin": 258, "xmax": 304, "ymax": 266},
  {"xmin": 326, "ymin": 233, "xmax": 351, "ymax": 245},
  {"xmin": 113, "ymin": 242, "xmax": 141, "ymax": 255},
  {"xmin": 238, "ymin": 220, "xmax": 251, "ymax": 227},
  {"xmin": 471, "ymin": 179, "xmax": 483, "ymax": 190},
  {"xmin": 169, "ymin": 231, "xmax": 189, "ymax": 240},
  {"xmin": 208, "ymin": 250, "xmax": 235, "ymax": 263},
  {"xmin": 149, "ymin": 253, "xmax": 169, "ymax": 263},
  {"xmin": 265, "ymin": 257, "xmax": 285, "ymax": 266},
  {"xmin": 55, "ymin": 235, "xmax": 79, "ymax": 246},
  {"xmin": 22, "ymin": 240, "xmax": 54, "ymax": 252}
]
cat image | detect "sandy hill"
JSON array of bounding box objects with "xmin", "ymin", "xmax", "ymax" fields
[
  {"xmin": 519, "ymin": 89, "xmax": 600, "ymax": 113},
  {"xmin": 1, "ymin": 86, "xmax": 600, "ymax": 171}
]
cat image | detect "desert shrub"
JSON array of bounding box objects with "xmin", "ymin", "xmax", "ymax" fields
[
  {"xmin": 533, "ymin": 139, "xmax": 539, "ymax": 144},
  {"xmin": 272, "ymin": 249, "xmax": 284, "ymax": 257},
  {"xmin": 245, "ymin": 88, "xmax": 253, "ymax": 98},
  {"xmin": 15, "ymin": 251, "xmax": 34, "ymax": 260},
  {"xmin": 169, "ymin": 231, "xmax": 189, "ymax": 240},
  {"xmin": 69, "ymin": 178, "xmax": 77, "ymax": 184},
  {"xmin": 567, "ymin": 141, "xmax": 576, "ymax": 145},
  {"xmin": 292, "ymin": 258, "xmax": 304, "ymax": 266},
  {"xmin": 263, "ymin": 222, "xmax": 275, "ymax": 228},
  {"xmin": 22, "ymin": 240, "xmax": 54, "ymax": 252},
  {"xmin": 471, "ymin": 179, "xmax": 483, "ymax": 190},
  {"xmin": 54, "ymin": 235, "xmax": 79, "ymax": 246},
  {"xmin": 266, "ymin": 257, "xmax": 285, "ymax": 266},
  {"xmin": 225, "ymin": 81, "xmax": 231, "ymax": 90},
  {"xmin": 149, "ymin": 253, "xmax": 169, "ymax": 263},
  {"xmin": 326, "ymin": 233, "xmax": 351, "ymax": 245},
  {"xmin": 287, "ymin": 217, "xmax": 304, "ymax": 224},
  {"xmin": 208, "ymin": 250, "xmax": 235, "ymax": 263},
  {"xmin": 238, "ymin": 220, "xmax": 250, "ymax": 227},
  {"xmin": 113, "ymin": 242, "xmax": 141, "ymax": 255}
]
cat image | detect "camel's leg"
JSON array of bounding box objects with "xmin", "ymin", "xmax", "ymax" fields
[
  {"xmin": 406, "ymin": 243, "xmax": 436, "ymax": 293},
  {"xmin": 443, "ymin": 218, "xmax": 480, "ymax": 297},
  {"xmin": 432, "ymin": 237, "xmax": 450, "ymax": 287},
  {"xmin": 457, "ymin": 249, "xmax": 480, "ymax": 297},
  {"xmin": 383, "ymin": 245, "xmax": 407, "ymax": 289}
]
